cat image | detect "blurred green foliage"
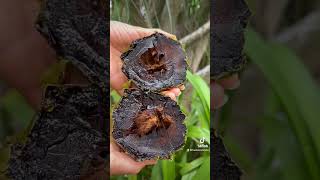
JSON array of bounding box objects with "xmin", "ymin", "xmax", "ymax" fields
[{"xmin": 0, "ymin": 90, "xmax": 34, "ymax": 146}]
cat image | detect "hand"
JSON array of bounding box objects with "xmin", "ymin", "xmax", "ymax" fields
[
  {"xmin": 110, "ymin": 142, "xmax": 156, "ymax": 175},
  {"xmin": 211, "ymin": 74, "xmax": 240, "ymax": 109},
  {"xmin": 110, "ymin": 21, "xmax": 183, "ymax": 175}
]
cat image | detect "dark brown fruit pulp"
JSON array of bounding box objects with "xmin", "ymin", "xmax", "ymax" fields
[
  {"xmin": 121, "ymin": 33, "xmax": 187, "ymax": 91},
  {"xmin": 112, "ymin": 89, "xmax": 186, "ymax": 161}
]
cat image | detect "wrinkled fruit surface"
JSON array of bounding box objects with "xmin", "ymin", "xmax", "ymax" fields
[
  {"xmin": 121, "ymin": 33, "xmax": 187, "ymax": 91},
  {"xmin": 211, "ymin": 0, "xmax": 251, "ymax": 80},
  {"xmin": 4, "ymin": 0, "xmax": 109, "ymax": 178},
  {"xmin": 212, "ymin": 130, "xmax": 242, "ymax": 180},
  {"xmin": 113, "ymin": 89, "xmax": 186, "ymax": 161},
  {"xmin": 36, "ymin": 0, "xmax": 109, "ymax": 87},
  {"xmin": 6, "ymin": 86, "xmax": 108, "ymax": 179}
]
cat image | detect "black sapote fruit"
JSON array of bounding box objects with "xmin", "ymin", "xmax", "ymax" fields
[
  {"xmin": 121, "ymin": 33, "xmax": 187, "ymax": 91},
  {"xmin": 212, "ymin": 130, "xmax": 242, "ymax": 180},
  {"xmin": 211, "ymin": 0, "xmax": 251, "ymax": 80},
  {"xmin": 6, "ymin": 85, "xmax": 108, "ymax": 179},
  {"xmin": 112, "ymin": 89, "xmax": 186, "ymax": 161},
  {"xmin": 36, "ymin": 0, "xmax": 108, "ymax": 87}
]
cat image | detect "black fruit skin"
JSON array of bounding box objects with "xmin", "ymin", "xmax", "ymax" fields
[
  {"xmin": 211, "ymin": 0, "xmax": 251, "ymax": 80},
  {"xmin": 114, "ymin": 33, "xmax": 188, "ymax": 161},
  {"xmin": 6, "ymin": 86, "xmax": 109, "ymax": 179},
  {"xmin": 211, "ymin": 0, "xmax": 251, "ymax": 179},
  {"xmin": 112, "ymin": 89, "xmax": 186, "ymax": 161},
  {"xmin": 5, "ymin": 0, "xmax": 109, "ymax": 179},
  {"xmin": 211, "ymin": 130, "xmax": 242, "ymax": 180},
  {"xmin": 121, "ymin": 33, "xmax": 187, "ymax": 91},
  {"xmin": 36, "ymin": 0, "xmax": 109, "ymax": 87}
]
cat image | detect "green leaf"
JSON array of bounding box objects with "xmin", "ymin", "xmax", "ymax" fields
[
  {"xmin": 161, "ymin": 160, "xmax": 176, "ymax": 180},
  {"xmin": 187, "ymin": 125, "xmax": 210, "ymax": 144},
  {"xmin": 245, "ymin": 29, "xmax": 320, "ymax": 179},
  {"xmin": 192, "ymin": 156, "xmax": 210, "ymax": 180},
  {"xmin": 186, "ymin": 71, "xmax": 210, "ymax": 129},
  {"xmin": 181, "ymin": 170, "xmax": 197, "ymax": 180},
  {"xmin": 151, "ymin": 162, "xmax": 163, "ymax": 180},
  {"xmin": 41, "ymin": 60, "xmax": 68, "ymax": 86},
  {"xmin": 128, "ymin": 175, "xmax": 137, "ymax": 180},
  {"xmin": 179, "ymin": 156, "xmax": 206, "ymax": 175}
]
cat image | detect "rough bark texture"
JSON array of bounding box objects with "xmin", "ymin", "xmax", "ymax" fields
[
  {"xmin": 36, "ymin": 0, "xmax": 108, "ymax": 87},
  {"xmin": 211, "ymin": 0, "xmax": 251, "ymax": 179},
  {"xmin": 121, "ymin": 33, "xmax": 187, "ymax": 91},
  {"xmin": 211, "ymin": 0, "xmax": 251, "ymax": 80},
  {"xmin": 4, "ymin": 0, "xmax": 109, "ymax": 179},
  {"xmin": 212, "ymin": 130, "xmax": 242, "ymax": 180},
  {"xmin": 6, "ymin": 86, "xmax": 108, "ymax": 179},
  {"xmin": 113, "ymin": 89, "xmax": 186, "ymax": 161}
]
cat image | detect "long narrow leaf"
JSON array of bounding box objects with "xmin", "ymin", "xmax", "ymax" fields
[
  {"xmin": 161, "ymin": 160, "xmax": 176, "ymax": 180},
  {"xmin": 186, "ymin": 71, "xmax": 210, "ymax": 128},
  {"xmin": 245, "ymin": 29, "xmax": 320, "ymax": 179}
]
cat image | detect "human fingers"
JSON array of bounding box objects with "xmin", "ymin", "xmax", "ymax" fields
[
  {"xmin": 143, "ymin": 28, "xmax": 176, "ymax": 40},
  {"xmin": 110, "ymin": 21, "xmax": 176, "ymax": 52},
  {"xmin": 110, "ymin": 142, "xmax": 156, "ymax": 175},
  {"xmin": 167, "ymin": 87, "xmax": 181, "ymax": 97},
  {"xmin": 161, "ymin": 91, "xmax": 177, "ymax": 101},
  {"xmin": 178, "ymin": 84, "xmax": 185, "ymax": 91},
  {"xmin": 211, "ymin": 81, "xmax": 227, "ymax": 110},
  {"xmin": 141, "ymin": 160, "xmax": 157, "ymax": 165},
  {"xmin": 110, "ymin": 46, "xmax": 128, "ymax": 94},
  {"xmin": 217, "ymin": 74, "xmax": 240, "ymax": 90}
]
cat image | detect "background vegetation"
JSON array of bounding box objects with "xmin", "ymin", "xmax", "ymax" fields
[
  {"xmin": 110, "ymin": 0, "xmax": 210, "ymax": 180},
  {"xmin": 214, "ymin": 0, "xmax": 320, "ymax": 179}
]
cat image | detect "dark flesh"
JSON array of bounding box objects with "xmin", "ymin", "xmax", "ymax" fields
[
  {"xmin": 112, "ymin": 89, "xmax": 186, "ymax": 161},
  {"xmin": 121, "ymin": 33, "xmax": 187, "ymax": 91},
  {"xmin": 211, "ymin": 0, "xmax": 251, "ymax": 80}
]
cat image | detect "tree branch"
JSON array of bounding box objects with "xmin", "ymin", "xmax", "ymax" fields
[
  {"xmin": 179, "ymin": 21, "xmax": 210, "ymax": 45},
  {"xmin": 196, "ymin": 65, "xmax": 210, "ymax": 77},
  {"xmin": 275, "ymin": 10, "xmax": 320, "ymax": 49}
]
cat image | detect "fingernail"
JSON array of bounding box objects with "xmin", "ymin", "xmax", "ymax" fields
[{"xmin": 179, "ymin": 85, "xmax": 185, "ymax": 91}]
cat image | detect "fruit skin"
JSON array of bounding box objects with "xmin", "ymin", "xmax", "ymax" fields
[
  {"xmin": 6, "ymin": 86, "xmax": 109, "ymax": 179},
  {"xmin": 212, "ymin": 130, "xmax": 242, "ymax": 180},
  {"xmin": 121, "ymin": 33, "xmax": 187, "ymax": 92},
  {"xmin": 112, "ymin": 89, "xmax": 186, "ymax": 161},
  {"xmin": 36, "ymin": 0, "xmax": 109, "ymax": 87},
  {"xmin": 3, "ymin": 0, "xmax": 110, "ymax": 179},
  {"xmin": 211, "ymin": 0, "xmax": 251, "ymax": 80}
]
